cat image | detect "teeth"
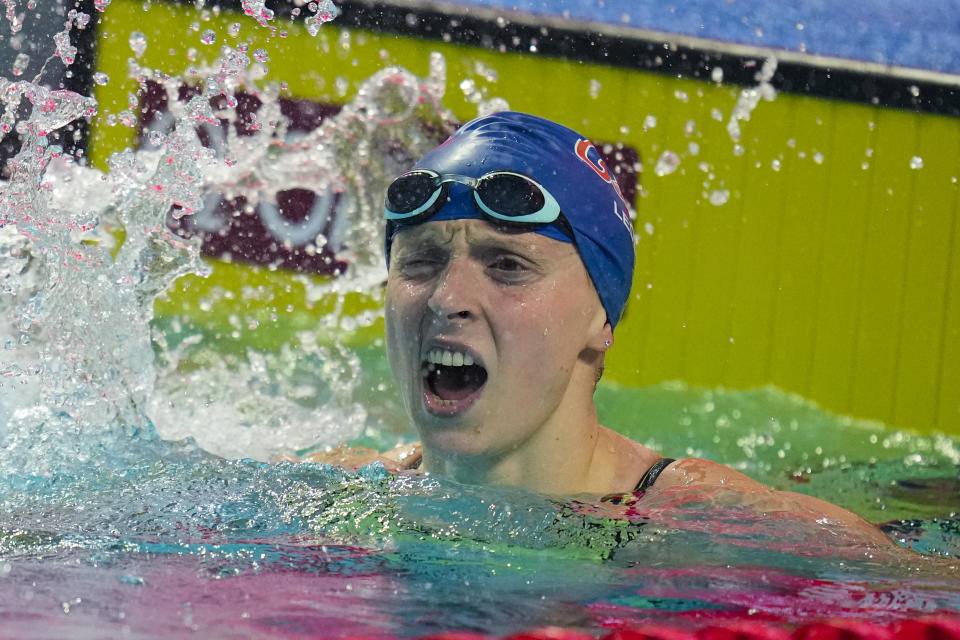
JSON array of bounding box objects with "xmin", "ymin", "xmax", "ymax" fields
[{"xmin": 426, "ymin": 348, "xmax": 475, "ymax": 367}]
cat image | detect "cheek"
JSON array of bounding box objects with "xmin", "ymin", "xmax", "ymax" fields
[
  {"xmin": 501, "ymin": 287, "xmax": 596, "ymax": 366},
  {"xmin": 384, "ymin": 278, "xmax": 420, "ymax": 324},
  {"xmin": 384, "ymin": 284, "xmax": 416, "ymax": 369},
  {"xmin": 497, "ymin": 304, "xmax": 577, "ymax": 374}
]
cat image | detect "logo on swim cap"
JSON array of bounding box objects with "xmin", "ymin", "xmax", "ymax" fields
[{"xmin": 574, "ymin": 138, "xmax": 635, "ymax": 239}]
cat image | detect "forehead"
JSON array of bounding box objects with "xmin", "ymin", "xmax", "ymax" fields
[{"xmin": 391, "ymin": 219, "xmax": 576, "ymax": 256}]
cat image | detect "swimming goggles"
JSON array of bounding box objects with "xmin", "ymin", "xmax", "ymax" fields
[{"xmin": 383, "ymin": 169, "xmax": 569, "ymax": 232}]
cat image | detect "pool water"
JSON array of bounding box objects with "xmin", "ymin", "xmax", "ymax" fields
[
  {"xmin": 1, "ymin": 5, "xmax": 959, "ymax": 638},
  {"xmin": 1, "ymin": 378, "xmax": 959, "ymax": 638}
]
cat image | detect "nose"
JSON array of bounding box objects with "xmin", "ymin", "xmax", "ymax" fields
[{"xmin": 426, "ymin": 255, "xmax": 478, "ymax": 323}]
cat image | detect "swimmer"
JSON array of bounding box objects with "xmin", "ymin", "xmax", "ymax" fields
[{"xmin": 307, "ymin": 111, "xmax": 894, "ymax": 546}]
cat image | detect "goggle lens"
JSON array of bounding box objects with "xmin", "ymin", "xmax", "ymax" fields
[
  {"xmin": 385, "ymin": 172, "xmax": 440, "ymax": 214},
  {"xmin": 475, "ymin": 173, "xmax": 546, "ymax": 216}
]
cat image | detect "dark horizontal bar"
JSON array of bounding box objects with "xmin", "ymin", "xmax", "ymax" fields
[{"xmin": 328, "ymin": 0, "xmax": 959, "ymax": 117}]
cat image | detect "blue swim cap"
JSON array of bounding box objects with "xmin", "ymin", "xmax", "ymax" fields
[{"xmin": 385, "ymin": 111, "xmax": 636, "ymax": 327}]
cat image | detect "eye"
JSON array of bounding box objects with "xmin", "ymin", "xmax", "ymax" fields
[
  {"xmin": 394, "ymin": 249, "xmax": 446, "ymax": 280},
  {"xmin": 489, "ymin": 255, "xmax": 525, "ymax": 271},
  {"xmin": 485, "ymin": 253, "xmax": 536, "ymax": 284}
]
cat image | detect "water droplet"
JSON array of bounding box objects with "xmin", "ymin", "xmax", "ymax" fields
[
  {"xmin": 710, "ymin": 108, "xmax": 723, "ymax": 121},
  {"xmin": 688, "ymin": 141, "xmax": 700, "ymax": 155},
  {"xmin": 771, "ymin": 158, "xmax": 782, "ymax": 171},
  {"xmin": 813, "ymin": 151, "xmax": 824, "ymax": 164},
  {"xmin": 92, "ymin": 72, "xmax": 110, "ymax": 86},
  {"xmin": 72, "ymin": 11, "xmax": 91, "ymax": 28},
  {"xmin": 11, "ymin": 53, "xmax": 29, "ymax": 77},
  {"xmin": 711, "ymin": 67, "xmax": 723, "ymax": 83},
  {"xmin": 200, "ymin": 30, "xmax": 216, "ymax": 45},
  {"xmin": 118, "ymin": 110, "xmax": 136, "ymax": 127},
  {"xmin": 94, "ymin": 0, "xmax": 112, "ymax": 11},
  {"xmin": 312, "ymin": 0, "xmax": 339, "ymax": 23},
  {"xmin": 673, "ymin": 89, "xmax": 689, "ymax": 103},
  {"xmin": 589, "ymin": 78, "xmax": 601, "ymax": 99},
  {"xmin": 643, "ymin": 222, "xmax": 654, "ymax": 235},
  {"xmin": 54, "ymin": 31, "xmax": 77, "ymax": 65},
  {"xmin": 227, "ymin": 22, "xmax": 241, "ymax": 36},
  {"xmin": 654, "ymin": 150, "xmax": 680, "ymax": 177},
  {"xmin": 910, "ymin": 156, "xmax": 924, "ymax": 170},
  {"xmin": 643, "ymin": 114, "xmax": 657, "ymax": 130},
  {"xmin": 476, "ymin": 97, "xmax": 510, "ymax": 117},
  {"xmin": 253, "ymin": 48, "xmax": 269, "ymax": 62},
  {"xmin": 732, "ymin": 144, "xmax": 744, "ymax": 156},
  {"xmin": 129, "ymin": 31, "xmax": 147, "ymax": 58},
  {"xmin": 708, "ymin": 189, "xmax": 730, "ymax": 206}
]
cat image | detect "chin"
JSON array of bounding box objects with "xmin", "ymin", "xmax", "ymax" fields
[{"xmin": 415, "ymin": 419, "xmax": 489, "ymax": 456}]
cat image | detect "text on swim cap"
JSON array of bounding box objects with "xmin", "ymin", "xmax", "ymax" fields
[{"xmin": 574, "ymin": 139, "xmax": 634, "ymax": 235}]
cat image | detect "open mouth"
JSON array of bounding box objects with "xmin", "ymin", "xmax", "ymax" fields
[{"xmin": 421, "ymin": 347, "xmax": 488, "ymax": 414}]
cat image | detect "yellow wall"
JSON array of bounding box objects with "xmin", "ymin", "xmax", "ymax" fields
[{"xmin": 91, "ymin": 0, "xmax": 960, "ymax": 433}]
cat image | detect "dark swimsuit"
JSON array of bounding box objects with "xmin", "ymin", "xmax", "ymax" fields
[
  {"xmin": 633, "ymin": 457, "xmax": 676, "ymax": 492},
  {"xmin": 599, "ymin": 457, "xmax": 676, "ymax": 504}
]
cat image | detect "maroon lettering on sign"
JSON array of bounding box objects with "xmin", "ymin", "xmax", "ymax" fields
[
  {"xmin": 140, "ymin": 82, "xmax": 640, "ymax": 277},
  {"xmin": 141, "ymin": 81, "xmax": 349, "ymax": 276}
]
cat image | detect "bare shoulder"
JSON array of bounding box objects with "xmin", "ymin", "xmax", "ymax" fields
[
  {"xmin": 653, "ymin": 457, "xmax": 765, "ymax": 491},
  {"xmin": 649, "ymin": 458, "xmax": 896, "ymax": 547}
]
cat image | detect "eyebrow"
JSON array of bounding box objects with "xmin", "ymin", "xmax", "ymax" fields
[{"xmin": 398, "ymin": 226, "xmax": 549, "ymax": 256}]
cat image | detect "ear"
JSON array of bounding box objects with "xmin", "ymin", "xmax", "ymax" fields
[{"xmin": 586, "ymin": 319, "xmax": 614, "ymax": 353}]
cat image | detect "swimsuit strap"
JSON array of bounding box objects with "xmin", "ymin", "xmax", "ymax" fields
[{"xmin": 634, "ymin": 457, "xmax": 676, "ymax": 492}]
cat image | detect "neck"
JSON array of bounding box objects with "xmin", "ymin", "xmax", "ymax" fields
[
  {"xmin": 420, "ymin": 367, "xmax": 646, "ymax": 496},
  {"xmin": 424, "ymin": 418, "xmax": 597, "ymax": 496}
]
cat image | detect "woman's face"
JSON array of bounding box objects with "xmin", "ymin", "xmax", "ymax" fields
[{"xmin": 384, "ymin": 218, "xmax": 608, "ymax": 461}]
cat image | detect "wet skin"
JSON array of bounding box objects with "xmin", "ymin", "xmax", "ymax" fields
[
  {"xmin": 385, "ymin": 218, "xmax": 658, "ymax": 496},
  {"xmin": 380, "ymin": 219, "xmax": 901, "ymax": 546}
]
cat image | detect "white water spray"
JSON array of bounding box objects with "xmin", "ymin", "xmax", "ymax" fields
[{"xmin": 0, "ymin": 7, "xmax": 458, "ymax": 468}]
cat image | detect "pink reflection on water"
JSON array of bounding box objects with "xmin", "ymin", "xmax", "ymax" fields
[{"xmin": 0, "ymin": 543, "xmax": 404, "ymax": 639}]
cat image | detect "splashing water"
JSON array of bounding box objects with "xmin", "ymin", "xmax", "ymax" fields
[
  {"xmin": 0, "ymin": 9, "xmax": 458, "ymax": 469},
  {"xmin": 726, "ymin": 56, "xmax": 778, "ymax": 143},
  {"xmin": 0, "ymin": 75, "xmax": 202, "ymax": 473}
]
